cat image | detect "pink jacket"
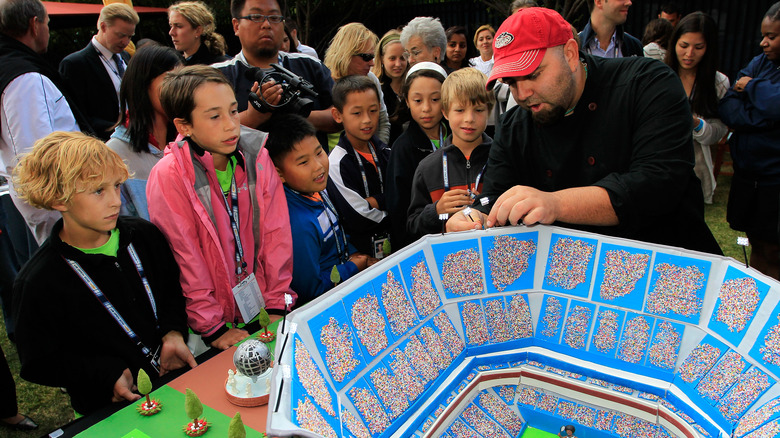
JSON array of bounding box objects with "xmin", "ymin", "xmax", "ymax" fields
[{"xmin": 147, "ymin": 127, "xmax": 296, "ymax": 337}]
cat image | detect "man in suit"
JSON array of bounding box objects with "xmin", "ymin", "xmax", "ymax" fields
[{"xmin": 60, "ymin": 3, "xmax": 138, "ymax": 141}]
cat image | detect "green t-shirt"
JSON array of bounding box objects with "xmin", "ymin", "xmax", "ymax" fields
[
  {"xmin": 75, "ymin": 228, "xmax": 120, "ymax": 257},
  {"xmin": 431, "ymin": 139, "xmax": 440, "ymax": 150},
  {"xmin": 214, "ymin": 156, "xmax": 238, "ymax": 193}
]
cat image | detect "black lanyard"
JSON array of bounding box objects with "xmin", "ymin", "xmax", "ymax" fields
[
  {"xmin": 442, "ymin": 150, "xmax": 487, "ymax": 198},
  {"xmin": 219, "ymin": 173, "xmax": 248, "ymax": 279},
  {"xmin": 320, "ymin": 190, "xmax": 350, "ymax": 264},
  {"xmin": 353, "ymin": 142, "xmax": 383, "ymax": 197},
  {"xmin": 65, "ymin": 243, "xmax": 160, "ymax": 372}
]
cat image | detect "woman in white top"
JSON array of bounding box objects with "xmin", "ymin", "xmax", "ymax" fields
[
  {"xmin": 665, "ymin": 12, "xmax": 729, "ymax": 204},
  {"xmin": 642, "ymin": 17, "xmax": 673, "ymax": 61},
  {"xmin": 469, "ymin": 24, "xmax": 495, "ymax": 76}
]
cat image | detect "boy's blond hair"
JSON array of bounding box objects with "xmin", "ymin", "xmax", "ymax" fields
[
  {"xmin": 13, "ymin": 131, "xmax": 129, "ymax": 210},
  {"xmin": 441, "ymin": 68, "xmax": 495, "ymax": 113}
]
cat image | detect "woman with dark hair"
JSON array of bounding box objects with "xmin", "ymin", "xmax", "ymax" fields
[
  {"xmin": 168, "ymin": 1, "xmax": 229, "ymax": 65},
  {"xmin": 665, "ymin": 12, "xmax": 728, "ymax": 205},
  {"xmin": 441, "ymin": 26, "xmax": 470, "ymax": 73},
  {"xmin": 719, "ymin": 1, "xmax": 780, "ymax": 278},
  {"xmin": 106, "ymin": 45, "xmax": 183, "ymax": 219}
]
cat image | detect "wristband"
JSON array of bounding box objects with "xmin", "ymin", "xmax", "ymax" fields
[{"xmin": 694, "ymin": 118, "xmax": 704, "ymax": 133}]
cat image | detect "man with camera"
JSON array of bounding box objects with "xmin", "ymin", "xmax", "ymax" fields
[{"xmin": 214, "ymin": 0, "xmax": 339, "ymax": 132}]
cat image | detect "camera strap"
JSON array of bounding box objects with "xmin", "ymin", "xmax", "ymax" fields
[{"xmin": 352, "ymin": 141, "xmax": 384, "ymax": 197}]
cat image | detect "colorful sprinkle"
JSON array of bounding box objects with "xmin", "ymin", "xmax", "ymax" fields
[
  {"xmin": 541, "ymin": 296, "xmax": 563, "ymax": 337},
  {"xmin": 381, "ymin": 270, "xmax": 417, "ymax": 336},
  {"xmin": 351, "ymin": 294, "xmax": 388, "ymax": 357},
  {"xmin": 370, "ymin": 367, "xmax": 408, "ymax": 419},
  {"xmin": 498, "ymin": 385, "xmax": 516, "ymax": 403},
  {"xmin": 388, "ymin": 349, "xmax": 426, "ymax": 402},
  {"xmin": 447, "ymin": 419, "xmax": 481, "ymax": 438},
  {"xmin": 599, "ymin": 250, "xmax": 650, "ymax": 300},
  {"xmin": 760, "ymin": 314, "xmax": 780, "ymax": 366},
  {"xmin": 563, "ymin": 305, "xmax": 592, "ymax": 349},
  {"xmin": 557, "ymin": 400, "xmax": 577, "ymax": 419},
  {"xmin": 461, "ymin": 404, "xmax": 511, "ymax": 438},
  {"xmin": 410, "ymin": 259, "xmax": 442, "ymax": 317},
  {"xmin": 718, "ymin": 368, "xmax": 772, "ymax": 421},
  {"xmin": 545, "ymin": 237, "xmax": 595, "ymax": 290},
  {"xmin": 716, "ymin": 277, "xmax": 760, "ymax": 333},
  {"xmin": 594, "ymin": 409, "xmax": 616, "ymax": 430},
  {"xmin": 574, "ymin": 405, "xmax": 596, "ymax": 427},
  {"xmin": 348, "ymin": 386, "xmax": 390, "ymax": 434},
  {"xmin": 478, "ymin": 391, "xmax": 524, "ymax": 435},
  {"xmin": 735, "ymin": 399, "xmax": 780, "ymax": 437},
  {"xmin": 461, "ymin": 301, "xmax": 490, "ymax": 346},
  {"xmin": 433, "ymin": 311, "xmax": 465, "ymax": 356},
  {"xmin": 744, "ymin": 421, "xmax": 780, "ymax": 438},
  {"xmin": 617, "ymin": 315, "xmax": 650, "ymax": 363},
  {"xmin": 419, "ymin": 326, "xmax": 453, "ymax": 371},
  {"xmin": 646, "ymin": 263, "xmax": 704, "ymax": 317},
  {"xmin": 488, "ymin": 235, "xmax": 536, "ymax": 291},
  {"xmin": 294, "ymin": 339, "xmax": 335, "ymax": 415},
  {"xmin": 647, "ymin": 321, "xmax": 682, "ymax": 370},
  {"xmin": 295, "ymin": 397, "xmax": 337, "ymax": 438},
  {"xmin": 341, "ymin": 409, "xmax": 370, "ymax": 438},
  {"xmin": 484, "ymin": 298, "xmax": 513, "ymax": 343},
  {"xmin": 679, "ymin": 343, "xmax": 721, "ymax": 383},
  {"xmin": 517, "ymin": 387, "xmax": 541, "ymax": 405},
  {"xmin": 507, "ymin": 295, "xmax": 534, "ymax": 338},
  {"xmin": 404, "ymin": 335, "xmax": 439, "ymax": 383},
  {"xmin": 538, "ymin": 393, "xmax": 558, "ymax": 412},
  {"xmin": 442, "ymin": 249, "xmax": 484, "ymax": 296},
  {"xmin": 697, "ymin": 350, "xmax": 747, "ymax": 402},
  {"xmin": 593, "ymin": 310, "xmax": 620, "ymax": 353},
  {"xmin": 320, "ymin": 317, "xmax": 359, "ymax": 382}
]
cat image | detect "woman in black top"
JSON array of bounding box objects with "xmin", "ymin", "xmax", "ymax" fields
[{"xmin": 168, "ymin": 1, "xmax": 230, "ymax": 66}]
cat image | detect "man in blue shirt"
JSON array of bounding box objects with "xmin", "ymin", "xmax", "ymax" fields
[{"xmin": 578, "ymin": 0, "xmax": 642, "ymax": 58}]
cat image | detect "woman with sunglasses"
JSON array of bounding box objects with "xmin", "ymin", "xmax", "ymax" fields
[{"xmin": 324, "ymin": 23, "xmax": 390, "ymax": 146}]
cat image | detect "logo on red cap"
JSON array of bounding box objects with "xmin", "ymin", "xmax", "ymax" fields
[{"xmin": 494, "ymin": 32, "xmax": 514, "ymax": 49}]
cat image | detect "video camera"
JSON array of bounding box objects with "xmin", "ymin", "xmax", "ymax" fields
[{"xmin": 246, "ymin": 63, "xmax": 318, "ymax": 118}]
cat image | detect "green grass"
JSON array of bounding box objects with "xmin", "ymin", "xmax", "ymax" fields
[{"xmin": 0, "ymin": 157, "xmax": 744, "ymax": 437}]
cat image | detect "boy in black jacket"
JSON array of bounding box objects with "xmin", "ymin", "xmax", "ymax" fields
[
  {"xmin": 407, "ymin": 68, "xmax": 494, "ymax": 240},
  {"xmin": 12, "ymin": 132, "xmax": 195, "ymax": 415},
  {"xmin": 328, "ymin": 75, "xmax": 392, "ymax": 258}
]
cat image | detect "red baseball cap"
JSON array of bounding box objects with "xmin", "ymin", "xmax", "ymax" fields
[{"xmin": 487, "ymin": 7, "xmax": 574, "ymax": 88}]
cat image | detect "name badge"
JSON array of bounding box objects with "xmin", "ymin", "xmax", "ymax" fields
[
  {"xmin": 232, "ymin": 273, "xmax": 264, "ymax": 323},
  {"xmin": 372, "ymin": 234, "xmax": 389, "ymax": 260}
]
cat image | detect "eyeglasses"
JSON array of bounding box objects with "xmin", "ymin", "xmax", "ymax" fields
[
  {"xmin": 354, "ymin": 53, "xmax": 375, "ymax": 62},
  {"xmin": 239, "ymin": 14, "xmax": 284, "ymax": 24}
]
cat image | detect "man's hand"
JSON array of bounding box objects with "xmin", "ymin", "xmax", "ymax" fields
[
  {"xmin": 239, "ymin": 81, "xmax": 280, "ymax": 128},
  {"xmin": 487, "ymin": 185, "xmax": 560, "ymax": 228},
  {"xmin": 112, "ymin": 368, "xmax": 141, "ymax": 403},
  {"xmin": 445, "ymin": 208, "xmax": 486, "ymax": 232},
  {"xmin": 435, "ymin": 189, "xmax": 472, "ymax": 215},
  {"xmin": 210, "ymin": 328, "xmax": 249, "ymax": 350},
  {"xmin": 159, "ymin": 331, "xmax": 197, "ymax": 376},
  {"xmin": 734, "ymin": 76, "xmax": 753, "ymax": 92}
]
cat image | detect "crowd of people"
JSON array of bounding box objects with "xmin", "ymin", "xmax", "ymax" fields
[{"xmin": 0, "ymin": 0, "xmax": 778, "ymax": 428}]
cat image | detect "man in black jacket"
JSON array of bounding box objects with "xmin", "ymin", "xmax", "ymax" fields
[
  {"xmin": 447, "ymin": 8, "xmax": 721, "ymax": 255},
  {"xmin": 578, "ymin": 0, "xmax": 642, "ymax": 58},
  {"xmin": 59, "ymin": 3, "xmax": 138, "ymax": 140}
]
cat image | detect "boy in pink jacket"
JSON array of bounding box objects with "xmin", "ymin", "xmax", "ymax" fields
[{"xmin": 148, "ymin": 65, "xmax": 295, "ymax": 350}]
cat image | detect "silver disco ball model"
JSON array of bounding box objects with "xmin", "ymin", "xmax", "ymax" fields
[{"xmin": 233, "ymin": 339, "xmax": 273, "ymax": 377}]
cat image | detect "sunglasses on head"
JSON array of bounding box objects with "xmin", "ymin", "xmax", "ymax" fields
[{"xmin": 354, "ymin": 53, "xmax": 375, "ymax": 62}]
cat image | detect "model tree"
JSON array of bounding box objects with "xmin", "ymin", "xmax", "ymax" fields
[
  {"xmin": 257, "ymin": 307, "xmax": 275, "ymax": 343},
  {"xmin": 183, "ymin": 388, "xmax": 209, "ymax": 436},
  {"xmin": 228, "ymin": 412, "xmax": 246, "ymax": 438},
  {"xmin": 330, "ymin": 265, "xmax": 341, "ymax": 286},
  {"xmin": 136, "ymin": 369, "xmax": 162, "ymax": 415}
]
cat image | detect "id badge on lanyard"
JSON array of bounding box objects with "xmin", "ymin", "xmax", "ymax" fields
[
  {"xmin": 232, "ymin": 273, "xmax": 264, "ymax": 323},
  {"xmin": 372, "ymin": 234, "xmax": 389, "ymax": 259}
]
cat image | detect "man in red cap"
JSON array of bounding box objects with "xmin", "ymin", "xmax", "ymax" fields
[{"xmin": 447, "ymin": 7, "xmax": 721, "ymax": 254}]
